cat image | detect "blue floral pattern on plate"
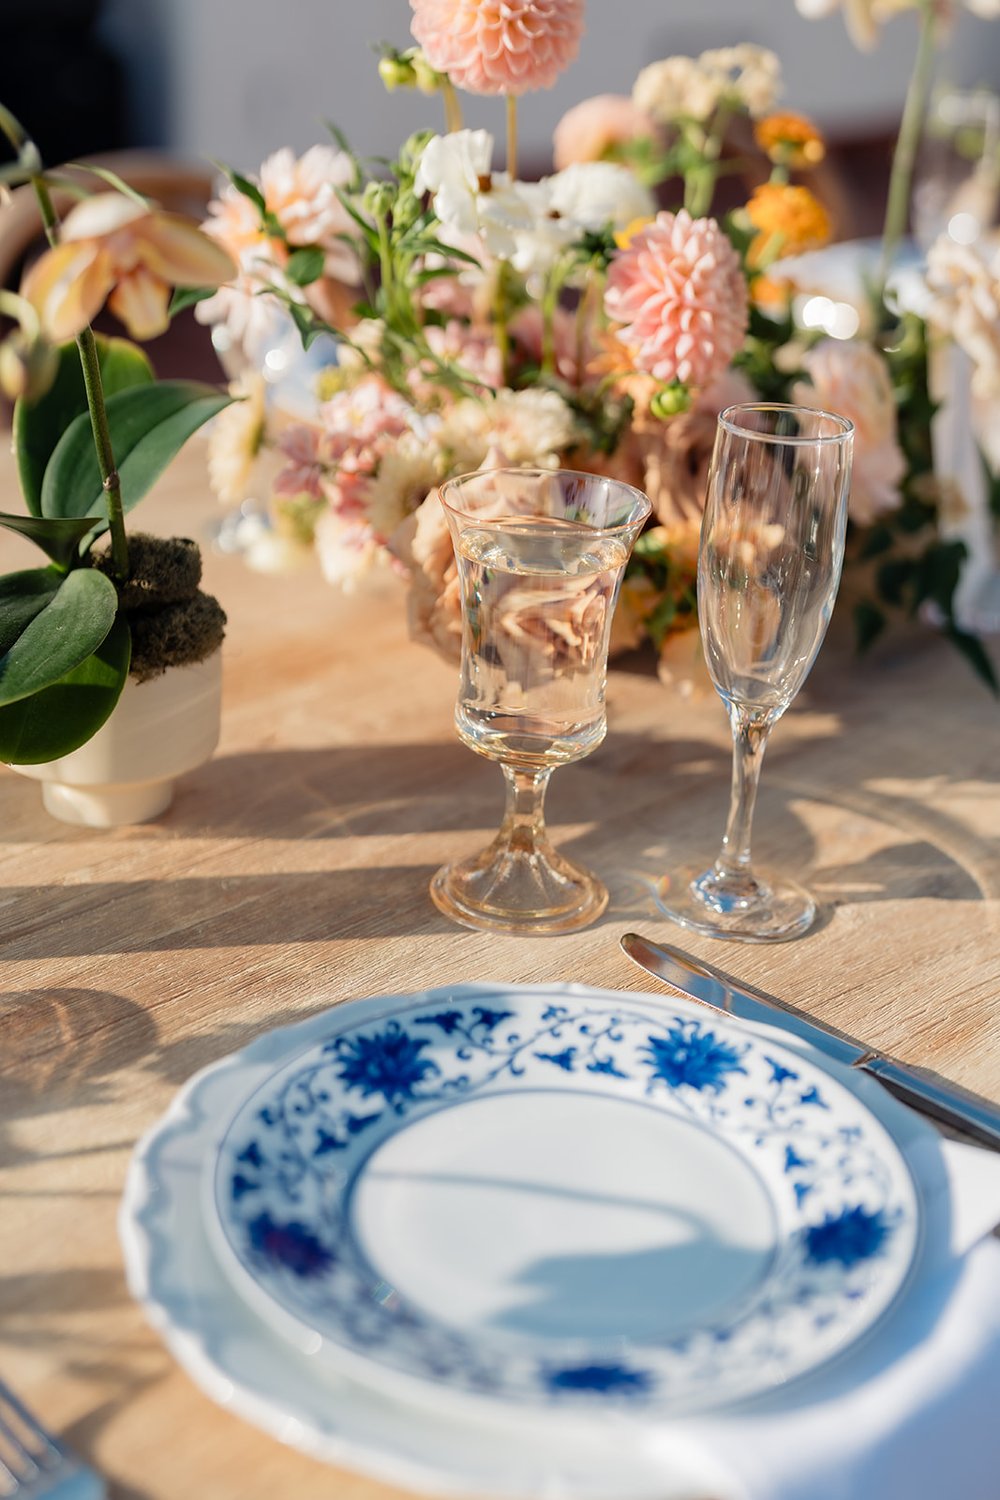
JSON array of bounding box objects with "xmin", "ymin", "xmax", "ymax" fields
[{"xmin": 207, "ymin": 987, "xmax": 918, "ymax": 1414}]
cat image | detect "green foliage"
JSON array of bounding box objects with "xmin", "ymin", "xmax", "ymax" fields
[
  {"xmin": 2, "ymin": 346, "xmax": 231, "ymax": 765},
  {"xmin": 13, "ymin": 337, "xmax": 153, "ymax": 516},
  {"xmin": 0, "ymin": 568, "xmax": 118, "ymax": 707},
  {"xmin": 41, "ymin": 381, "xmax": 232, "ymax": 523},
  {"xmin": 0, "ymin": 614, "xmax": 130, "ymax": 763},
  {"xmin": 0, "ymin": 512, "xmax": 97, "ymax": 570}
]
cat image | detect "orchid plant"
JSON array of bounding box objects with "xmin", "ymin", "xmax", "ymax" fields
[
  {"xmin": 0, "ymin": 105, "xmax": 235, "ymax": 763},
  {"xmin": 196, "ymin": 0, "xmax": 997, "ymax": 690}
]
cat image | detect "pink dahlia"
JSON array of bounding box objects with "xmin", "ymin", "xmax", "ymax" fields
[
  {"xmin": 553, "ymin": 93, "xmax": 659, "ymax": 171},
  {"xmin": 409, "ymin": 0, "xmax": 584, "ymax": 96},
  {"xmin": 604, "ymin": 210, "xmax": 748, "ymax": 389}
]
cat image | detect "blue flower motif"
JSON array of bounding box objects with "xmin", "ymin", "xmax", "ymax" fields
[
  {"xmin": 799, "ymin": 1085, "xmax": 828, "ymax": 1109},
  {"xmin": 587, "ymin": 1055, "xmax": 629, "ymax": 1078},
  {"xmin": 314, "ymin": 1127, "xmax": 346, "ymax": 1155},
  {"xmin": 535, "ymin": 1047, "xmax": 576, "ymax": 1071},
  {"xmin": 472, "ymin": 1006, "xmax": 514, "ymax": 1031},
  {"xmin": 416, "ymin": 1010, "xmax": 464, "ymax": 1034},
  {"xmin": 230, "ymin": 1172, "xmax": 259, "ymax": 1201},
  {"xmin": 640, "ymin": 1023, "xmax": 746, "ymax": 1093},
  {"xmin": 334, "ymin": 1023, "xmax": 437, "ymax": 1104},
  {"xmin": 237, "ymin": 1141, "xmax": 264, "ymax": 1169},
  {"xmin": 766, "ymin": 1055, "xmax": 799, "ymax": 1086},
  {"xmin": 246, "ymin": 1211, "xmax": 334, "ymax": 1277},
  {"xmin": 784, "ymin": 1144, "xmax": 811, "ymax": 1172},
  {"xmin": 546, "ymin": 1362, "xmax": 653, "ymax": 1395},
  {"xmin": 804, "ymin": 1205, "xmax": 892, "ymax": 1267}
]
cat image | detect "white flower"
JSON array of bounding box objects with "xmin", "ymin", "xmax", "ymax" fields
[
  {"xmin": 314, "ymin": 513, "xmax": 384, "ymax": 591},
  {"xmin": 632, "ymin": 56, "xmax": 723, "ymax": 124},
  {"xmin": 478, "ymin": 178, "xmax": 575, "ymax": 280},
  {"xmin": 415, "ymin": 130, "xmax": 495, "ymax": 236},
  {"xmin": 366, "ymin": 434, "xmax": 442, "ymax": 540},
  {"xmin": 795, "ymin": 0, "xmax": 1000, "ymax": 47},
  {"xmin": 207, "ymin": 373, "xmax": 267, "ymax": 505},
  {"xmin": 548, "ymin": 162, "xmax": 656, "ymax": 234},
  {"xmin": 700, "ymin": 45, "xmax": 781, "ymax": 118},
  {"xmin": 925, "ymin": 230, "xmax": 1000, "ymax": 401},
  {"xmin": 438, "ymin": 388, "xmax": 579, "ymax": 470}
]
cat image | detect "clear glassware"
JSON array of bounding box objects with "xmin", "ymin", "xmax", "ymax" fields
[
  {"xmin": 657, "ymin": 404, "xmax": 854, "ymax": 943},
  {"xmin": 431, "ymin": 468, "xmax": 651, "ymax": 934}
]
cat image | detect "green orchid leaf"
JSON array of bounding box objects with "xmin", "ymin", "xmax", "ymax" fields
[
  {"xmin": 0, "ymin": 568, "xmax": 118, "ymax": 706},
  {"xmin": 40, "ymin": 381, "xmax": 233, "ymax": 523},
  {"xmin": 14, "ymin": 337, "xmax": 154, "ymax": 517},
  {"xmin": 0, "ymin": 568, "xmax": 63, "ymax": 655},
  {"xmin": 0, "ymin": 512, "xmax": 99, "ymax": 570},
  {"xmin": 0, "ymin": 614, "xmax": 131, "ymax": 764}
]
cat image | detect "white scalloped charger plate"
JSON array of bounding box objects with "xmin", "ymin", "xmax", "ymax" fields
[
  {"xmin": 202, "ymin": 985, "xmax": 920, "ymax": 1424},
  {"xmin": 119, "ymin": 984, "xmax": 951, "ymax": 1498}
]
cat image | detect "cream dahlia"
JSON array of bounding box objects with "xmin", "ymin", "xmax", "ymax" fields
[
  {"xmin": 604, "ymin": 210, "xmax": 748, "ymax": 388},
  {"xmin": 409, "ymin": 0, "xmax": 584, "ymax": 96}
]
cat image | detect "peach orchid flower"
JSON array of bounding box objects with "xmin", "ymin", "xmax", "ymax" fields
[{"xmin": 22, "ymin": 192, "xmax": 237, "ymax": 343}]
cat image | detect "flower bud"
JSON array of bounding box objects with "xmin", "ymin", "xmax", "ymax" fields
[
  {"xmin": 0, "ymin": 329, "xmax": 58, "ymax": 403},
  {"xmin": 408, "ymin": 48, "xmax": 446, "ymax": 95},
  {"xmin": 378, "ymin": 54, "xmax": 417, "ymax": 92},
  {"xmin": 361, "ymin": 181, "xmax": 395, "ymax": 219},
  {"xmin": 649, "ymin": 382, "xmax": 692, "ymax": 419}
]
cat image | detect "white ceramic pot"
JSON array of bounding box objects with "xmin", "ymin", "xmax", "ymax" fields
[{"xmin": 10, "ymin": 652, "xmax": 222, "ymax": 827}]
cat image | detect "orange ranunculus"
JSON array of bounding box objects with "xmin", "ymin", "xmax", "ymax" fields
[
  {"xmin": 745, "ymin": 182, "xmax": 831, "ymax": 269},
  {"xmin": 22, "ymin": 193, "xmax": 237, "ymax": 343},
  {"xmin": 754, "ymin": 112, "xmax": 826, "ymax": 168}
]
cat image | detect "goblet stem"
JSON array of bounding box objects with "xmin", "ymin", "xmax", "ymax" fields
[
  {"xmin": 498, "ymin": 764, "xmax": 551, "ymax": 858},
  {"xmin": 714, "ymin": 708, "xmax": 774, "ymax": 884}
]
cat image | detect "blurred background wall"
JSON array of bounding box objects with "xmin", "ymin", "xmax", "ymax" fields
[{"xmin": 83, "ymin": 0, "xmax": 1000, "ymax": 174}]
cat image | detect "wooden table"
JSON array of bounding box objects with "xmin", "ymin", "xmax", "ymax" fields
[{"xmin": 1, "ymin": 439, "xmax": 998, "ymax": 1500}]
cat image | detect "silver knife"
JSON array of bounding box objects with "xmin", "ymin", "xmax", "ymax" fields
[{"xmin": 621, "ymin": 931, "xmax": 1000, "ymax": 1150}]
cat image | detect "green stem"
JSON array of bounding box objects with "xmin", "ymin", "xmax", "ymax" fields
[
  {"xmin": 507, "ymin": 94, "xmax": 518, "ymax": 180},
  {"xmin": 493, "ymin": 268, "xmax": 510, "ymax": 387},
  {"xmin": 77, "ymin": 327, "xmax": 129, "ymax": 578},
  {"xmin": 878, "ymin": 0, "xmax": 937, "ymax": 296},
  {"xmin": 441, "ymin": 78, "xmax": 463, "ymax": 134},
  {"xmin": 29, "ymin": 171, "xmax": 129, "ymax": 579},
  {"xmin": 687, "ymin": 105, "xmax": 730, "ymax": 218},
  {"xmin": 540, "ymin": 271, "xmax": 559, "ymax": 376}
]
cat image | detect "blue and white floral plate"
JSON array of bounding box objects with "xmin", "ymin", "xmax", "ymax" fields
[{"xmin": 203, "ymin": 983, "xmax": 921, "ymax": 1421}]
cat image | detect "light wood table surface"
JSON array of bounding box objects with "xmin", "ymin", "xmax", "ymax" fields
[{"xmin": 0, "ymin": 438, "xmax": 998, "ymax": 1500}]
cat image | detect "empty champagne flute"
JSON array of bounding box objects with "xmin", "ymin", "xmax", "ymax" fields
[
  {"xmin": 657, "ymin": 404, "xmax": 853, "ymax": 942},
  {"xmin": 432, "ymin": 468, "xmax": 651, "ymax": 934}
]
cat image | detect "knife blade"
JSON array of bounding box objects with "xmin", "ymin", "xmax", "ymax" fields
[{"xmin": 621, "ymin": 931, "xmax": 1000, "ymax": 1150}]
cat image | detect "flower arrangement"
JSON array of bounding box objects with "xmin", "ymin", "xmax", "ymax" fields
[
  {"xmin": 197, "ymin": 0, "xmax": 998, "ymax": 690},
  {"xmin": 0, "ymin": 104, "xmax": 237, "ymax": 763}
]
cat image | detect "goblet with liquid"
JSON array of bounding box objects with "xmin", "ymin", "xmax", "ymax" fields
[
  {"xmin": 657, "ymin": 404, "xmax": 854, "ymax": 942},
  {"xmin": 431, "ymin": 468, "xmax": 651, "ymax": 934}
]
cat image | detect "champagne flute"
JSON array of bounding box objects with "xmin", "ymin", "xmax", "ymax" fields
[
  {"xmin": 432, "ymin": 467, "xmax": 651, "ymax": 934},
  {"xmin": 657, "ymin": 404, "xmax": 853, "ymax": 942}
]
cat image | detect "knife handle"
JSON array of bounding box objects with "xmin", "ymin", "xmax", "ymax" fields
[{"xmin": 866, "ymin": 1056, "xmax": 1000, "ymax": 1149}]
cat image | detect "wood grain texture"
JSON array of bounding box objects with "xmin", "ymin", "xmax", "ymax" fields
[{"xmin": 0, "ymin": 439, "xmax": 998, "ymax": 1499}]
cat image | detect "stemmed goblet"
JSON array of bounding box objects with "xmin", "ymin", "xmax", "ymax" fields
[
  {"xmin": 657, "ymin": 404, "xmax": 854, "ymax": 942},
  {"xmin": 431, "ymin": 468, "xmax": 651, "ymax": 934}
]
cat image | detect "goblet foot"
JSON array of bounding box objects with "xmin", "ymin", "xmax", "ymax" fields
[
  {"xmin": 431, "ymin": 841, "xmax": 608, "ymax": 935},
  {"xmin": 654, "ymin": 863, "xmax": 817, "ymax": 943}
]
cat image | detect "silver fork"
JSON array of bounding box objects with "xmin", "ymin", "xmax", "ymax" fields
[{"xmin": 0, "ymin": 1381, "xmax": 103, "ymax": 1499}]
